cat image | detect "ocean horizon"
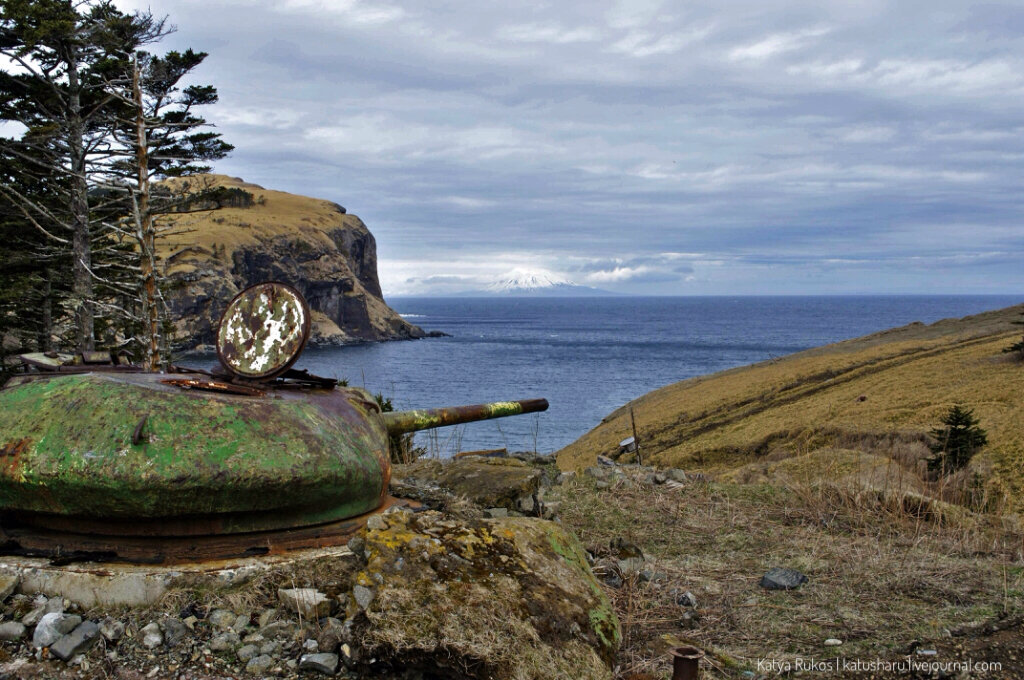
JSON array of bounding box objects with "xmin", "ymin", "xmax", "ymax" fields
[{"xmin": 188, "ymin": 294, "xmax": 1022, "ymax": 455}]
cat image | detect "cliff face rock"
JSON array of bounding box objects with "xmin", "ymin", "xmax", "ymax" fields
[{"xmin": 158, "ymin": 176, "xmax": 423, "ymax": 349}]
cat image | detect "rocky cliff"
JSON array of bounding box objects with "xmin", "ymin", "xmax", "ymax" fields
[{"xmin": 157, "ymin": 176, "xmax": 423, "ymax": 350}]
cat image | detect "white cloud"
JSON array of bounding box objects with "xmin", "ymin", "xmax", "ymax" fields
[
  {"xmin": 496, "ymin": 23, "xmax": 602, "ymax": 44},
  {"xmin": 729, "ymin": 27, "xmax": 831, "ymax": 61},
  {"xmin": 608, "ymin": 26, "xmax": 712, "ymax": 57}
]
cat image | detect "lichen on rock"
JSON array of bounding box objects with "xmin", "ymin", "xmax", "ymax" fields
[{"xmin": 344, "ymin": 508, "xmax": 619, "ymax": 680}]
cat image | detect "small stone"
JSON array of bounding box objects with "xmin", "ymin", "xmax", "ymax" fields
[
  {"xmin": 236, "ymin": 644, "xmax": 259, "ymax": 662},
  {"xmin": 33, "ymin": 613, "xmax": 80, "ymax": 648},
  {"xmin": 616, "ymin": 557, "xmax": 645, "ymax": 574},
  {"xmin": 0, "ymin": 621, "xmax": 26, "ymax": 641},
  {"xmin": 287, "ymin": 659, "xmax": 298, "ymax": 669},
  {"xmin": 346, "ymin": 536, "xmax": 366, "ymax": 558},
  {"xmin": 159, "ymin": 618, "xmax": 189, "ymax": 647},
  {"xmin": 594, "ymin": 480, "xmax": 610, "ymax": 489},
  {"xmin": 603, "ymin": 572, "xmax": 623, "ymax": 589},
  {"xmin": 141, "ymin": 622, "xmax": 163, "ymax": 649},
  {"xmin": 639, "ymin": 570, "xmax": 665, "ymax": 583},
  {"xmin": 22, "ymin": 605, "xmax": 48, "ymax": 627},
  {"xmin": 824, "ymin": 639, "xmax": 843, "ymax": 646},
  {"xmin": 597, "ymin": 455, "xmax": 617, "ymax": 466},
  {"xmin": 516, "ymin": 495, "xmax": 537, "ymax": 514},
  {"xmin": 49, "ymin": 621, "xmax": 100, "ymax": 662},
  {"xmin": 676, "ymin": 591, "xmax": 698, "ymax": 608},
  {"xmin": 365, "ymin": 515, "xmax": 388, "ymax": 531},
  {"xmin": 351, "ymin": 585, "xmax": 375, "ymax": 611},
  {"xmin": 259, "ymin": 640, "xmax": 281, "ymax": 656},
  {"xmin": 483, "ymin": 507, "xmax": 508, "ymax": 518},
  {"xmin": 258, "ymin": 608, "xmax": 281, "ymax": 628},
  {"xmin": 299, "ymin": 652, "xmax": 340, "ymax": 675},
  {"xmin": 278, "ymin": 588, "xmax": 332, "ymax": 619},
  {"xmin": 316, "ymin": 619, "xmax": 345, "ymax": 653},
  {"xmin": 541, "ymin": 501, "xmax": 561, "ymax": 518},
  {"xmin": 261, "ymin": 620, "xmax": 299, "ymax": 640},
  {"xmin": 208, "ymin": 609, "xmax": 236, "ymax": 630},
  {"xmin": 610, "ymin": 537, "xmax": 644, "ymax": 559},
  {"xmin": 679, "ymin": 610, "xmax": 700, "ymax": 629},
  {"xmin": 665, "ymin": 468, "xmax": 688, "ymax": 483},
  {"xmin": 653, "ymin": 473, "xmax": 667, "ymax": 484},
  {"xmin": 759, "ymin": 567, "xmax": 809, "ymax": 591},
  {"xmin": 243, "ymin": 632, "xmax": 266, "ymax": 646},
  {"xmin": 0, "ymin": 572, "xmax": 19, "ymax": 602},
  {"xmin": 555, "ymin": 471, "xmax": 576, "ymax": 484},
  {"xmin": 100, "ymin": 618, "xmax": 125, "ymax": 642},
  {"xmin": 303, "ymin": 638, "xmax": 319, "ymax": 652},
  {"xmin": 208, "ymin": 631, "xmax": 240, "ymax": 652},
  {"xmin": 245, "ymin": 654, "xmax": 274, "ymax": 675},
  {"xmin": 182, "ymin": 615, "xmax": 198, "ymax": 631},
  {"xmin": 231, "ymin": 613, "xmax": 250, "ymax": 633}
]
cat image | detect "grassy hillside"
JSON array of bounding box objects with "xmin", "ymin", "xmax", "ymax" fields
[
  {"xmin": 557, "ymin": 303, "xmax": 1024, "ymax": 514},
  {"xmin": 159, "ymin": 175, "xmax": 367, "ymax": 270}
]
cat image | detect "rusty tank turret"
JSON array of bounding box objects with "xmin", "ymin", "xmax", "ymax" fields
[{"xmin": 0, "ymin": 282, "xmax": 547, "ymax": 563}]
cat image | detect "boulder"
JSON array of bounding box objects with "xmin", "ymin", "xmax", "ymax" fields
[
  {"xmin": 391, "ymin": 457, "xmax": 542, "ymax": 512},
  {"xmin": 346, "ymin": 509, "xmax": 619, "ymax": 679}
]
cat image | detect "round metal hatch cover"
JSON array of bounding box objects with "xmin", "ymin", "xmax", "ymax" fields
[{"xmin": 217, "ymin": 282, "xmax": 311, "ymax": 380}]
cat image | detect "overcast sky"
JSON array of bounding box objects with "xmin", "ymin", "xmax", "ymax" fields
[{"xmin": 115, "ymin": 0, "xmax": 1023, "ymax": 296}]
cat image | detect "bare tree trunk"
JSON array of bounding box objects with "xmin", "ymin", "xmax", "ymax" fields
[
  {"xmin": 133, "ymin": 58, "xmax": 160, "ymax": 371},
  {"xmin": 40, "ymin": 268, "xmax": 54, "ymax": 352},
  {"xmin": 67, "ymin": 53, "xmax": 95, "ymax": 352}
]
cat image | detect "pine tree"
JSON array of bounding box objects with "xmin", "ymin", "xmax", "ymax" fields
[
  {"xmin": 1002, "ymin": 310, "xmax": 1024, "ymax": 361},
  {"xmin": 0, "ymin": 0, "xmax": 165, "ymax": 350},
  {"xmin": 0, "ymin": 2, "xmax": 230, "ymax": 366},
  {"xmin": 927, "ymin": 405, "xmax": 988, "ymax": 474},
  {"xmin": 99, "ymin": 47, "xmax": 232, "ymax": 369}
]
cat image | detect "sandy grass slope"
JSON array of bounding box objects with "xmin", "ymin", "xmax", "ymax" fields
[{"xmin": 557, "ymin": 303, "xmax": 1024, "ymax": 514}]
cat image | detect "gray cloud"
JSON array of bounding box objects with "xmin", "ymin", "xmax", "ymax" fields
[{"xmin": 114, "ymin": 0, "xmax": 1024, "ymax": 295}]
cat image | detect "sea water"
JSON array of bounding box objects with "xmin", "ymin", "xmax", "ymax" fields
[{"xmin": 209, "ymin": 296, "xmax": 1023, "ymax": 455}]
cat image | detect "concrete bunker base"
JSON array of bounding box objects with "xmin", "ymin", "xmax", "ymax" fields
[{"xmin": 0, "ymin": 545, "xmax": 353, "ymax": 608}]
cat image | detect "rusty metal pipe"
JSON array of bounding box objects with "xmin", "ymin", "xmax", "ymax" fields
[
  {"xmin": 670, "ymin": 646, "xmax": 702, "ymax": 680},
  {"xmin": 382, "ymin": 398, "xmax": 548, "ymax": 435}
]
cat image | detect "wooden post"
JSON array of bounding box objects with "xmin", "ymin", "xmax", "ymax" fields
[{"xmin": 630, "ymin": 407, "xmax": 642, "ymax": 466}]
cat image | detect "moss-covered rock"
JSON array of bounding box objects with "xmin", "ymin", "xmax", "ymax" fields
[
  {"xmin": 346, "ymin": 508, "xmax": 619, "ymax": 679},
  {"xmin": 391, "ymin": 458, "xmax": 543, "ymax": 512}
]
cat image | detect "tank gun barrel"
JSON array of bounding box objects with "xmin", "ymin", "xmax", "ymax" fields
[{"xmin": 382, "ymin": 398, "xmax": 549, "ymax": 435}]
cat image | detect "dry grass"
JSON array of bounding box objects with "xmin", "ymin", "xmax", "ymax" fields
[
  {"xmin": 154, "ymin": 174, "xmax": 369, "ymax": 271},
  {"xmin": 552, "ymin": 472, "xmax": 1024, "ymax": 679},
  {"xmin": 557, "ymin": 303, "xmax": 1024, "ymax": 514}
]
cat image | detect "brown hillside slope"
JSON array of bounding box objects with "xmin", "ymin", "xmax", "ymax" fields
[
  {"xmin": 156, "ymin": 175, "xmax": 424, "ymax": 349},
  {"xmin": 557, "ymin": 303, "xmax": 1024, "ymax": 512}
]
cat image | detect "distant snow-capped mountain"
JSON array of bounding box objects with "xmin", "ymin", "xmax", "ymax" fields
[{"xmin": 467, "ymin": 268, "xmax": 618, "ymax": 297}]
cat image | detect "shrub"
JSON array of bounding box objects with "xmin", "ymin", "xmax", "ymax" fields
[
  {"xmin": 1003, "ymin": 310, "xmax": 1024, "ymax": 361},
  {"xmin": 927, "ymin": 405, "xmax": 987, "ymax": 474}
]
